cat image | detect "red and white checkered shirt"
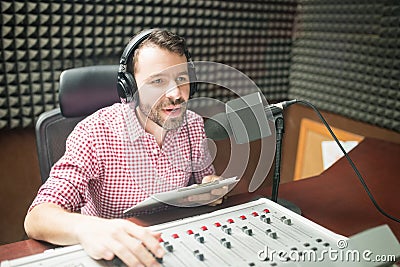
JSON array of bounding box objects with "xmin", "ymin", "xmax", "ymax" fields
[{"xmin": 30, "ymin": 103, "xmax": 215, "ymax": 218}]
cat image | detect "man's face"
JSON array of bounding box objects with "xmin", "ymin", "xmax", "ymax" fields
[{"xmin": 134, "ymin": 45, "xmax": 190, "ymax": 130}]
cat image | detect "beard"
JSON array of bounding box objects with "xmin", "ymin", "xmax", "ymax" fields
[{"xmin": 139, "ymin": 98, "xmax": 187, "ymax": 130}]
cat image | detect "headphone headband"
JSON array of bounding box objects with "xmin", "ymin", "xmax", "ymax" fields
[{"xmin": 119, "ymin": 29, "xmax": 155, "ymax": 71}]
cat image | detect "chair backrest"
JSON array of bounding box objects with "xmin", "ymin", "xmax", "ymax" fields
[
  {"xmin": 35, "ymin": 65, "xmax": 120, "ymax": 183},
  {"xmin": 35, "ymin": 109, "xmax": 85, "ymax": 183}
]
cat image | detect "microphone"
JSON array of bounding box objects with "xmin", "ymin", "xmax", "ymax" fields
[
  {"xmin": 204, "ymin": 94, "xmax": 301, "ymax": 214},
  {"xmin": 204, "ymin": 94, "xmax": 297, "ymax": 143},
  {"xmin": 205, "ymin": 92, "xmax": 271, "ymax": 143}
]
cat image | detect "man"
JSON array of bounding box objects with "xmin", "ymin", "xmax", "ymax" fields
[{"xmin": 25, "ymin": 29, "xmax": 224, "ymax": 267}]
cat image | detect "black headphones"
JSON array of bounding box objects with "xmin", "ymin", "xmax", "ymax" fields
[{"xmin": 117, "ymin": 29, "xmax": 198, "ymax": 103}]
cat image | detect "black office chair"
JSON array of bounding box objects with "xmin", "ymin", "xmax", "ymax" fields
[{"xmin": 35, "ymin": 65, "xmax": 120, "ymax": 183}]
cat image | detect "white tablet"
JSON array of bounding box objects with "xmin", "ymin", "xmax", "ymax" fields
[{"xmin": 123, "ymin": 176, "xmax": 238, "ymax": 215}]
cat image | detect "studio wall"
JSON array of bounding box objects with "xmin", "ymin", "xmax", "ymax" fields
[
  {"xmin": 0, "ymin": 0, "xmax": 297, "ymax": 129},
  {"xmin": 289, "ymin": 0, "xmax": 400, "ymax": 132}
]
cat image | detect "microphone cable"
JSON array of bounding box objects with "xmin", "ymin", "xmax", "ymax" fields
[
  {"xmin": 281, "ymin": 99, "xmax": 400, "ymax": 224},
  {"xmin": 184, "ymin": 112, "xmax": 196, "ymax": 185}
]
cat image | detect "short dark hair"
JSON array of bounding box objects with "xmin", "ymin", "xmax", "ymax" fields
[{"xmin": 129, "ymin": 29, "xmax": 188, "ymax": 74}]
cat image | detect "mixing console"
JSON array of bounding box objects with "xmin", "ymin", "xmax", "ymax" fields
[{"xmin": 0, "ymin": 198, "xmax": 364, "ymax": 267}]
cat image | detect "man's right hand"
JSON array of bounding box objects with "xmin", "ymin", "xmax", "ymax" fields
[
  {"xmin": 24, "ymin": 203, "xmax": 164, "ymax": 267},
  {"xmin": 77, "ymin": 217, "xmax": 164, "ymax": 267}
]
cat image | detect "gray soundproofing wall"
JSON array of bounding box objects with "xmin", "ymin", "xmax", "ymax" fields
[
  {"xmin": 289, "ymin": 1, "xmax": 400, "ymax": 132},
  {"xmin": 0, "ymin": 1, "xmax": 296, "ymax": 129}
]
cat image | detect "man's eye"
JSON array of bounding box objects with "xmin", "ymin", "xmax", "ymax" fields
[
  {"xmin": 177, "ymin": 76, "xmax": 188, "ymax": 83},
  {"xmin": 151, "ymin": 78, "xmax": 163, "ymax": 84}
]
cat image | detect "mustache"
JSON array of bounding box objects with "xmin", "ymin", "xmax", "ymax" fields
[{"xmin": 160, "ymin": 98, "xmax": 186, "ymax": 108}]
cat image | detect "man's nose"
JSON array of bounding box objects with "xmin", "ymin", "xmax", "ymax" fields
[{"xmin": 165, "ymin": 81, "xmax": 182, "ymax": 99}]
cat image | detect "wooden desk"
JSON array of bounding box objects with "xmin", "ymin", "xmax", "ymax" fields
[
  {"xmin": 1, "ymin": 137, "xmax": 399, "ymax": 262},
  {"xmin": 278, "ymin": 137, "xmax": 400, "ymax": 240}
]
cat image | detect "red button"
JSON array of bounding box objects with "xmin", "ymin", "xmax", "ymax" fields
[
  {"xmin": 214, "ymin": 222, "xmax": 221, "ymax": 227},
  {"xmin": 158, "ymin": 237, "xmax": 164, "ymax": 243},
  {"xmin": 172, "ymin": 234, "xmax": 179, "ymax": 239},
  {"xmin": 187, "ymin": 230, "xmax": 194, "ymax": 235},
  {"xmin": 201, "ymin": 226, "xmax": 208, "ymax": 231},
  {"xmin": 252, "ymin": 212, "xmax": 259, "ymax": 216},
  {"xmin": 239, "ymin": 215, "xmax": 247, "ymax": 220},
  {"xmin": 227, "ymin": 219, "xmax": 234, "ymax": 224},
  {"xmin": 263, "ymin": 209, "xmax": 270, "ymax": 213}
]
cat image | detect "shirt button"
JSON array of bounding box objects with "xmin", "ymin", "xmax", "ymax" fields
[{"xmin": 152, "ymin": 148, "xmax": 158, "ymax": 155}]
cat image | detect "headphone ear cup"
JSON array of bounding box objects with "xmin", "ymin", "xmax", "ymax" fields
[
  {"xmin": 124, "ymin": 72, "xmax": 137, "ymax": 100},
  {"xmin": 188, "ymin": 64, "xmax": 198, "ymax": 97},
  {"xmin": 117, "ymin": 72, "xmax": 137, "ymax": 103},
  {"xmin": 117, "ymin": 72, "xmax": 128, "ymax": 101}
]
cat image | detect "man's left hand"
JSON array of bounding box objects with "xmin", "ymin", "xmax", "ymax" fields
[{"xmin": 187, "ymin": 175, "xmax": 228, "ymax": 206}]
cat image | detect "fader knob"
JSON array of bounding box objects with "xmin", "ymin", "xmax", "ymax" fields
[
  {"xmin": 195, "ymin": 234, "xmax": 205, "ymax": 243},
  {"xmin": 222, "ymin": 225, "xmax": 232, "ymax": 235},
  {"xmin": 260, "ymin": 215, "xmax": 271, "ymax": 224},
  {"xmin": 223, "ymin": 241, "xmax": 231, "ymax": 248},
  {"xmin": 284, "ymin": 218, "xmax": 292, "ymax": 225},
  {"xmin": 163, "ymin": 242, "xmax": 173, "ymax": 252},
  {"xmin": 193, "ymin": 250, "xmax": 204, "ymax": 261},
  {"xmin": 269, "ymin": 232, "xmax": 278, "ymax": 239},
  {"xmin": 242, "ymin": 226, "xmax": 253, "ymax": 236},
  {"xmin": 220, "ymin": 238, "xmax": 231, "ymax": 249}
]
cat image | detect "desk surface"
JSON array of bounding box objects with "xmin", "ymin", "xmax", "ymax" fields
[
  {"xmin": 278, "ymin": 137, "xmax": 400, "ymax": 240},
  {"xmin": 1, "ymin": 137, "xmax": 399, "ymax": 261}
]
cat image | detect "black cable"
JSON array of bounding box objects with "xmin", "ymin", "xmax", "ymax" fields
[
  {"xmin": 185, "ymin": 112, "xmax": 196, "ymax": 185},
  {"xmin": 286, "ymin": 99, "xmax": 400, "ymax": 224}
]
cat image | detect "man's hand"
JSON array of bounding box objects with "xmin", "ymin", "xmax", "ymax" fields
[
  {"xmin": 25, "ymin": 203, "xmax": 164, "ymax": 267},
  {"xmin": 187, "ymin": 175, "xmax": 228, "ymax": 206},
  {"xmin": 76, "ymin": 216, "xmax": 164, "ymax": 266}
]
